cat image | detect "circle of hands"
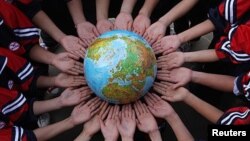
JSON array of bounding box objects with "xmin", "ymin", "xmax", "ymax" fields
[{"xmin": 52, "ymin": 11, "xmax": 194, "ymax": 141}]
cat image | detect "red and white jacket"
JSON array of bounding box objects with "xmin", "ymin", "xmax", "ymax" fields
[{"xmin": 209, "ymin": 0, "xmax": 250, "ymax": 63}]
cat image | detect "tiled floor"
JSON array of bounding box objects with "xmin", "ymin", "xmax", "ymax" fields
[{"xmin": 45, "ymin": 32, "xmax": 214, "ymax": 141}]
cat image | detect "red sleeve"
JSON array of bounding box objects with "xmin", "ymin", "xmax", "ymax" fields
[
  {"xmin": 234, "ymin": 71, "xmax": 250, "ymax": 101},
  {"xmin": 0, "ymin": 125, "xmax": 37, "ymax": 141},
  {"xmin": 214, "ymin": 20, "xmax": 250, "ymax": 64},
  {"xmin": 0, "ymin": 1, "xmax": 39, "ymax": 57},
  {"xmin": 0, "ymin": 88, "xmax": 29, "ymax": 123},
  {"xmin": 0, "ymin": 48, "xmax": 37, "ymax": 93},
  {"xmin": 217, "ymin": 107, "xmax": 250, "ymax": 125},
  {"xmin": 218, "ymin": 0, "xmax": 250, "ymax": 24}
]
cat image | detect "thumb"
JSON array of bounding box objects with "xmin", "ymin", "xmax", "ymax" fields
[
  {"xmin": 172, "ymin": 82, "xmax": 183, "ymax": 89},
  {"xmin": 68, "ymin": 52, "xmax": 80, "ymax": 60},
  {"xmin": 127, "ymin": 21, "xmax": 133, "ymax": 31},
  {"xmin": 99, "ymin": 119, "xmax": 105, "ymax": 128}
]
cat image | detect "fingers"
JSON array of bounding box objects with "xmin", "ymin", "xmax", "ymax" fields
[
  {"xmin": 147, "ymin": 93, "xmax": 158, "ymax": 103},
  {"xmin": 172, "ymin": 82, "xmax": 184, "ymax": 89},
  {"xmin": 67, "ymin": 52, "xmax": 80, "ymax": 61},
  {"xmin": 113, "ymin": 105, "xmax": 120, "ymax": 118},
  {"xmin": 100, "ymin": 105, "xmax": 111, "ymax": 120},
  {"xmin": 153, "ymin": 85, "xmax": 167, "ymax": 96},
  {"xmin": 154, "ymin": 82, "xmax": 170, "ymax": 89},
  {"xmin": 127, "ymin": 21, "xmax": 133, "ymax": 31},
  {"xmin": 151, "ymin": 93, "xmax": 162, "ymax": 101},
  {"xmin": 107, "ymin": 106, "xmax": 114, "ymax": 119},
  {"xmin": 86, "ymin": 97, "xmax": 100, "ymax": 107},
  {"xmin": 144, "ymin": 93, "xmax": 155, "ymax": 106},
  {"xmin": 134, "ymin": 101, "xmax": 140, "ymax": 117},
  {"xmin": 92, "ymin": 27, "xmax": 100, "ymax": 37}
]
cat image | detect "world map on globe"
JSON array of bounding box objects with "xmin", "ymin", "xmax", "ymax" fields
[{"xmin": 84, "ymin": 30, "xmax": 157, "ymax": 104}]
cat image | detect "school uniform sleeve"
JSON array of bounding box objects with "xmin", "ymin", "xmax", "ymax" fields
[
  {"xmin": 217, "ymin": 106, "xmax": 250, "ymax": 125},
  {"xmin": 0, "ymin": 2, "xmax": 40, "ymax": 57},
  {"xmin": 208, "ymin": 6, "xmax": 226, "ymax": 35},
  {"xmin": 0, "ymin": 48, "xmax": 38, "ymax": 94},
  {"xmin": 0, "ymin": 17, "xmax": 19, "ymax": 50},
  {"xmin": 0, "ymin": 88, "xmax": 38, "ymax": 126},
  {"xmin": 233, "ymin": 71, "xmax": 250, "ymax": 101},
  {"xmin": 218, "ymin": 0, "xmax": 250, "ymax": 25},
  {"xmin": 214, "ymin": 21, "xmax": 250, "ymax": 64},
  {"xmin": 14, "ymin": 0, "xmax": 41, "ymax": 19},
  {"xmin": 0, "ymin": 125, "xmax": 37, "ymax": 141}
]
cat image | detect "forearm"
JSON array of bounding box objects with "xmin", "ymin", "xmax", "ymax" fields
[
  {"xmin": 96, "ymin": 0, "xmax": 110, "ymax": 21},
  {"xmin": 33, "ymin": 97, "xmax": 62, "ymax": 115},
  {"xmin": 67, "ymin": 0, "xmax": 86, "ymax": 25},
  {"xmin": 32, "ymin": 10, "xmax": 66, "ymax": 43},
  {"xmin": 165, "ymin": 113, "xmax": 193, "ymax": 141},
  {"xmin": 184, "ymin": 49, "xmax": 219, "ymax": 63},
  {"xmin": 120, "ymin": 0, "xmax": 137, "ymax": 13},
  {"xmin": 192, "ymin": 71, "xmax": 235, "ymax": 92},
  {"xmin": 34, "ymin": 117, "xmax": 74, "ymax": 141},
  {"xmin": 36, "ymin": 76, "xmax": 55, "ymax": 88},
  {"xmin": 149, "ymin": 130, "xmax": 162, "ymax": 141},
  {"xmin": 139, "ymin": 0, "xmax": 159, "ymax": 17},
  {"xmin": 184, "ymin": 92, "xmax": 224, "ymax": 124},
  {"xmin": 121, "ymin": 137, "xmax": 133, "ymax": 141},
  {"xmin": 158, "ymin": 0, "xmax": 198, "ymax": 26},
  {"xmin": 29, "ymin": 45, "xmax": 55, "ymax": 65},
  {"xmin": 178, "ymin": 20, "xmax": 215, "ymax": 43},
  {"xmin": 74, "ymin": 130, "xmax": 92, "ymax": 141}
]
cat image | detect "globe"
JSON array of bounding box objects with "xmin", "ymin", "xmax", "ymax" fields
[{"xmin": 84, "ymin": 30, "xmax": 157, "ymax": 104}]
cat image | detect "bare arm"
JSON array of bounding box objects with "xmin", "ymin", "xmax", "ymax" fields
[
  {"xmin": 178, "ymin": 19, "xmax": 215, "ymax": 43},
  {"xmin": 145, "ymin": 94, "xmax": 193, "ymax": 141},
  {"xmin": 96, "ymin": 0, "xmax": 110, "ymax": 21},
  {"xmin": 29, "ymin": 44, "xmax": 55, "ymax": 65},
  {"xmin": 192, "ymin": 71, "xmax": 235, "ymax": 92},
  {"xmin": 158, "ymin": 0, "xmax": 198, "ymax": 26},
  {"xmin": 34, "ymin": 117, "xmax": 75, "ymax": 141},
  {"xmin": 36, "ymin": 76, "xmax": 55, "ymax": 88},
  {"xmin": 67, "ymin": 0, "xmax": 86, "ymax": 26},
  {"xmin": 32, "ymin": 10, "xmax": 66, "ymax": 43},
  {"xmin": 120, "ymin": 0, "xmax": 137, "ymax": 13},
  {"xmin": 34, "ymin": 97, "xmax": 101, "ymax": 141},
  {"xmin": 139, "ymin": 0, "xmax": 159, "ymax": 17},
  {"xmin": 165, "ymin": 113, "xmax": 193, "ymax": 141},
  {"xmin": 184, "ymin": 49, "xmax": 219, "ymax": 63},
  {"xmin": 33, "ymin": 97, "xmax": 62, "ymax": 115},
  {"xmin": 184, "ymin": 91, "xmax": 224, "ymax": 124}
]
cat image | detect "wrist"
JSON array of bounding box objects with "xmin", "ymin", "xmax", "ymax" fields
[
  {"xmin": 104, "ymin": 138, "xmax": 118, "ymax": 141},
  {"xmin": 149, "ymin": 130, "xmax": 162, "ymax": 141},
  {"xmin": 75, "ymin": 21, "xmax": 87, "ymax": 29},
  {"xmin": 191, "ymin": 71, "xmax": 198, "ymax": 83},
  {"xmin": 164, "ymin": 112, "xmax": 178, "ymax": 123},
  {"xmin": 139, "ymin": 9, "xmax": 150, "ymax": 17},
  {"xmin": 97, "ymin": 14, "xmax": 108, "ymax": 22},
  {"xmin": 49, "ymin": 76, "xmax": 56, "ymax": 87},
  {"xmin": 75, "ymin": 130, "xmax": 92, "ymax": 141},
  {"xmin": 55, "ymin": 95, "xmax": 65, "ymax": 109},
  {"xmin": 183, "ymin": 91, "xmax": 193, "ymax": 104},
  {"xmin": 158, "ymin": 18, "xmax": 170, "ymax": 27},
  {"xmin": 183, "ymin": 52, "xmax": 190, "ymax": 63},
  {"xmin": 121, "ymin": 136, "xmax": 133, "ymax": 141},
  {"xmin": 177, "ymin": 33, "xmax": 184, "ymax": 44}
]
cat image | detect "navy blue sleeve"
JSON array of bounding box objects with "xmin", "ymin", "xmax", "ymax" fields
[
  {"xmin": 208, "ymin": 7, "xmax": 226, "ymax": 35},
  {"xmin": 14, "ymin": 0, "xmax": 41, "ymax": 19},
  {"xmin": 0, "ymin": 18, "xmax": 18, "ymax": 49}
]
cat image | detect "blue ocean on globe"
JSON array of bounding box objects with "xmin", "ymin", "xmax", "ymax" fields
[{"xmin": 84, "ymin": 30, "xmax": 157, "ymax": 104}]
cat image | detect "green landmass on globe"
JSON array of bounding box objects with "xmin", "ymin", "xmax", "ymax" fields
[{"xmin": 84, "ymin": 30, "xmax": 157, "ymax": 104}]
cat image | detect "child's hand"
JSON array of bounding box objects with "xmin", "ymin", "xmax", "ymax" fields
[
  {"xmin": 133, "ymin": 14, "xmax": 150, "ymax": 36},
  {"xmin": 115, "ymin": 12, "xmax": 133, "ymax": 30},
  {"xmin": 96, "ymin": 19, "xmax": 114, "ymax": 34},
  {"xmin": 54, "ymin": 73, "xmax": 86, "ymax": 87},
  {"xmin": 153, "ymin": 35, "xmax": 181, "ymax": 55},
  {"xmin": 157, "ymin": 51, "xmax": 185, "ymax": 70},
  {"xmin": 143, "ymin": 21, "xmax": 166, "ymax": 45}
]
